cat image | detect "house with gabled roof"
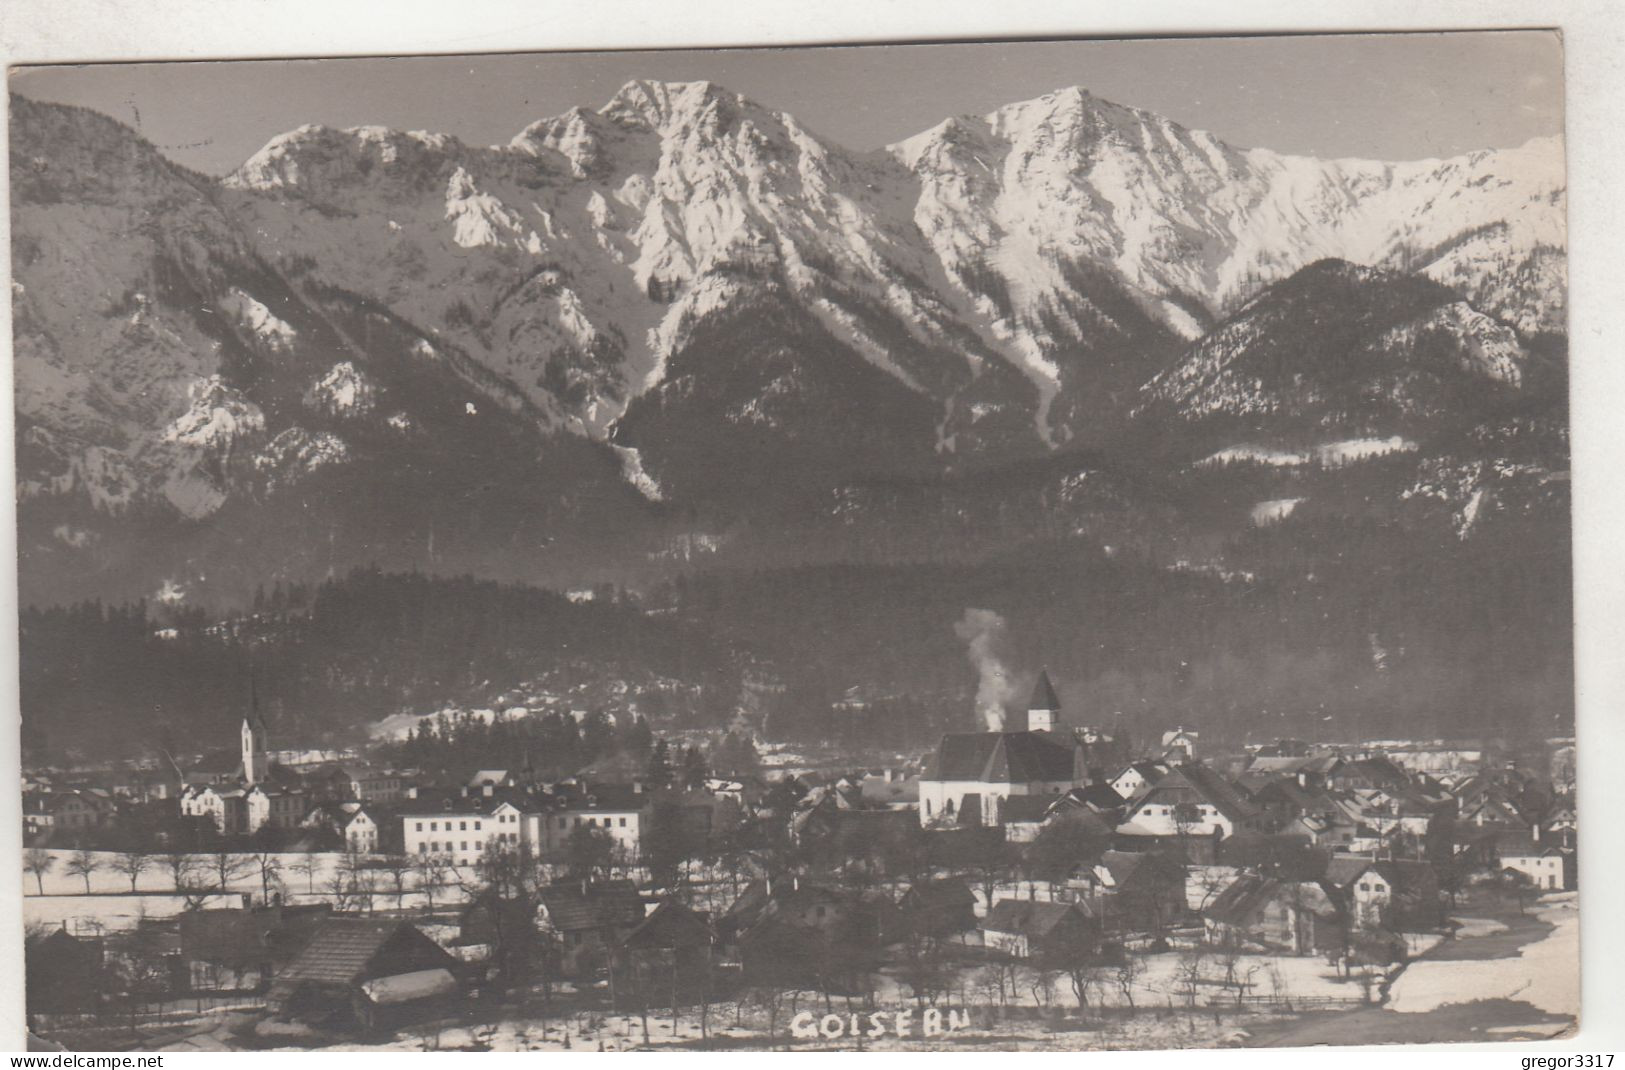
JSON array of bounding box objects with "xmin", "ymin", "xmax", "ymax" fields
[
  {"xmin": 1250, "ymin": 776, "xmax": 1320, "ymax": 831},
  {"xmin": 45, "ymin": 789, "xmax": 114, "ymax": 832},
  {"xmin": 538, "ymin": 879, "xmax": 646, "ymax": 976},
  {"xmin": 267, "ymin": 918, "xmax": 462, "ymax": 1032},
  {"xmin": 1095, "ymin": 850, "xmax": 1186, "ymax": 931},
  {"xmin": 1117, "ymin": 763, "xmax": 1262, "ymax": 841},
  {"xmin": 1459, "ymin": 789, "xmax": 1533, "ymax": 832},
  {"xmin": 1326, "ymin": 755, "xmax": 1412, "ymax": 794},
  {"xmin": 341, "ymin": 805, "xmax": 388, "ymax": 854},
  {"xmin": 1498, "ymin": 836, "xmax": 1569, "ymax": 892},
  {"xmin": 1039, "ymin": 783, "xmax": 1129, "ymax": 832},
  {"xmin": 1202, "ymin": 874, "xmax": 1342, "ymax": 955},
  {"xmin": 1325, "ymin": 859, "xmax": 1445, "ymax": 932},
  {"xmin": 617, "ymin": 898, "xmax": 717, "ymax": 990},
  {"xmin": 1542, "ymin": 805, "xmax": 1577, "ymax": 850},
  {"xmin": 981, "ymin": 898, "xmax": 1098, "ymax": 960},
  {"xmin": 1161, "ymin": 726, "xmax": 1200, "ymax": 761},
  {"xmin": 1108, "ymin": 760, "xmax": 1169, "ymax": 802},
  {"xmin": 721, "ymin": 876, "xmax": 897, "ymax": 983}
]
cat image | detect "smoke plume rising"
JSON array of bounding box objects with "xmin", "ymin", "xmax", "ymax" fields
[{"xmin": 955, "ymin": 608, "xmax": 1019, "ymax": 731}]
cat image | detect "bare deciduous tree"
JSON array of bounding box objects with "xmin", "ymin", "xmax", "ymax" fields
[
  {"xmin": 24, "ymin": 847, "xmax": 54, "ymax": 895},
  {"xmin": 378, "ymin": 854, "xmax": 414, "ymax": 910},
  {"xmin": 288, "ymin": 851, "xmax": 319, "ymax": 896},
  {"xmin": 413, "ymin": 853, "xmax": 449, "ymax": 911},
  {"xmin": 1176, "ymin": 948, "xmax": 1207, "ymax": 1008},
  {"xmin": 64, "ymin": 848, "xmax": 101, "ymax": 894},
  {"xmin": 1115, "ymin": 953, "xmax": 1144, "ymax": 1010},
  {"xmin": 159, "ymin": 852, "xmax": 195, "ymax": 893},
  {"xmin": 252, "ymin": 851, "xmax": 285, "ymax": 905},
  {"xmin": 113, "ymin": 848, "xmax": 152, "ymax": 892},
  {"xmin": 209, "ymin": 848, "xmax": 250, "ymax": 893}
]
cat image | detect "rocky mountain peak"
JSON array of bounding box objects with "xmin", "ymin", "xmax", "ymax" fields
[
  {"xmin": 223, "ymin": 122, "xmax": 462, "ymax": 196},
  {"xmin": 600, "ymin": 79, "xmax": 739, "ymax": 131}
]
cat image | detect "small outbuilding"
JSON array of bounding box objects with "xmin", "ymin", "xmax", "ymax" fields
[
  {"xmin": 267, "ymin": 919, "xmax": 462, "ymax": 1033},
  {"xmin": 1202, "ymin": 875, "xmax": 1343, "ymax": 955},
  {"xmin": 981, "ymin": 898, "xmax": 1098, "ymax": 960}
]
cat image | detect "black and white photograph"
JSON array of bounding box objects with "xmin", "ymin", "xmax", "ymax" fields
[{"xmin": 6, "ymin": 24, "xmax": 1588, "ymax": 1052}]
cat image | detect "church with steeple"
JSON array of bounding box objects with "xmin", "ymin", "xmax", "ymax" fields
[
  {"xmin": 179, "ymin": 691, "xmax": 306, "ymax": 836},
  {"xmin": 918, "ymin": 669, "xmax": 1089, "ymax": 828}
]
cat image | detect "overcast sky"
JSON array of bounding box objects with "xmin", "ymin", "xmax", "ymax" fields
[{"xmin": 9, "ymin": 31, "xmax": 1563, "ymax": 177}]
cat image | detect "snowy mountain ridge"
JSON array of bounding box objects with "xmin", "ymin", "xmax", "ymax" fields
[
  {"xmin": 208, "ymin": 79, "xmax": 1565, "ymax": 445},
  {"xmin": 8, "ymin": 82, "xmax": 1568, "ymax": 605}
]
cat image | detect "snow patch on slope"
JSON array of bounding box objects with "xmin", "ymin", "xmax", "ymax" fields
[
  {"xmin": 445, "ymin": 167, "xmax": 545, "ymax": 254},
  {"xmin": 221, "ymin": 289, "xmax": 296, "ymax": 348},
  {"xmin": 612, "ymin": 444, "xmax": 664, "ymax": 502},
  {"xmin": 1251, "ymin": 498, "xmax": 1304, "ymax": 526},
  {"xmin": 1197, "ymin": 446, "xmax": 1309, "ymax": 468},
  {"xmin": 644, "ymin": 273, "xmax": 745, "ymax": 390},
  {"xmin": 223, "ymin": 124, "xmax": 327, "ymax": 190},
  {"xmin": 1316, "ymin": 436, "xmax": 1417, "ymax": 466},
  {"xmin": 1383, "ymin": 302, "xmax": 1526, "ymax": 386},
  {"xmin": 161, "ymin": 377, "xmax": 265, "ymax": 450},
  {"xmin": 254, "ymin": 427, "xmax": 351, "ymax": 490},
  {"xmin": 306, "ymin": 361, "xmax": 376, "ymax": 416}
]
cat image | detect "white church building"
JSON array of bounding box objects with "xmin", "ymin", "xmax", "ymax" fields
[{"xmin": 918, "ymin": 671, "xmax": 1089, "ymax": 828}]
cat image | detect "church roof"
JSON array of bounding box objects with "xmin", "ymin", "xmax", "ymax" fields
[
  {"xmin": 926, "ymin": 731, "xmax": 1079, "ymax": 784},
  {"xmin": 1029, "ymin": 670, "xmax": 1060, "ymax": 712}
]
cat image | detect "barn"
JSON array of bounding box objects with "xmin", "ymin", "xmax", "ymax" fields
[{"xmin": 267, "ymin": 919, "xmax": 462, "ymax": 1033}]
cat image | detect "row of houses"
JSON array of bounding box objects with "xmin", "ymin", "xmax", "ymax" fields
[
  {"xmin": 24, "ymin": 714, "xmax": 687, "ymax": 867},
  {"xmin": 905, "ymin": 675, "xmax": 1574, "ymax": 883}
]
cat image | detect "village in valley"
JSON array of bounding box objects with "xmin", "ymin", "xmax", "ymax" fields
[
  {"xmin": 6, "ymin": 32, "xmax": 1579, "ymax": 1052},
  {"xmin": 20, "ymin": 670, "xmax": 1579, "ymax": 1051}
]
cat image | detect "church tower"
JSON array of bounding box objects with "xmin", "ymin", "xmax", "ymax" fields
[
  {"xmin": 1027, "ymin": 670, "xmax": 1061, "ymax": 733},
  {"xmin": 241, "ymin": 711, "xmax": 270, "ymax": 785}
]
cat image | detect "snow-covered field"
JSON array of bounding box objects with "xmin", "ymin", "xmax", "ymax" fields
[
  {"xmin": 1387, "ymin": 893, "xmax": 1578, "ymax": 1016},
  {"xmin": 22, "ymin": 849, "xmax": 480, "ymax": 933}
]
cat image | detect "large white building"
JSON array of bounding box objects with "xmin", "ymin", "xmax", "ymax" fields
[
  {"xmin": 401, "ymin": 800, "xmax": 522, "ymax": 867},
  {"xmin": 398, "ymin": 784, "xmax": 654, "ymax": 866},
  {"xmin": 527, "ymin": 785, "xmax": 651, "ymax": 860}
]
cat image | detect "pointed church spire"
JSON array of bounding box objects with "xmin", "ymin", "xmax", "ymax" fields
[
  {"xmin": 242, "ymin": 664, "xmax": 270, "ymax": 785},
  {"xmin": 1030, "ymin": 670, "xmax": 1060, "ymax": 712},
  {"xmin": 1028, "ymin": 670, "xmax": 1061, "ymax": 732}
]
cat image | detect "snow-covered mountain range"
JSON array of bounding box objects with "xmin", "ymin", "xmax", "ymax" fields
[{"xmin": 8, "ymin": 81, "xmax": 1568, "ymax": 606}]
